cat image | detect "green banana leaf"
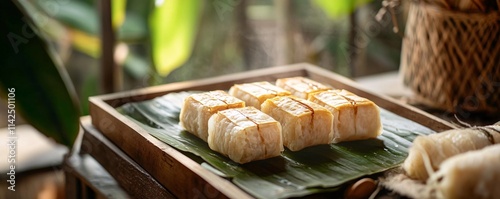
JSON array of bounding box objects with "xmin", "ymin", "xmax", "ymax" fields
[
  {"xmin": 36, "ymin": 0, "xmax": 126, "ymax": 34},
  {"xmin": 117, "ymin": 91, "xmax": 435, "ymax": 198},
  {"xmin": 0, "ymin": 0, "xmax": 80, "ymax": 147}
]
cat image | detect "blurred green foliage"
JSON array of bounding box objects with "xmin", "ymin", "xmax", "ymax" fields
[
  {"xmin": 313, "ymin": 0, "xmax": 372, "ymax": 18},
  {"xmin": 1, "ymin": 0, "xmax": 80, "ymax": 147},
  {"xmin": 0, "ymin": 0, "xmax": 403, "ymax": 147}
]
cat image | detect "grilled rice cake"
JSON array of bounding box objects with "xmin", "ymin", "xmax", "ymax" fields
[
  {"xmin": 179, "ymin": 90, "xmax": 245, "ymax": 141},
  {"xmin": 261, "ymin": 96, "xmax": 333, "ymax": 151},
  {"xmin": 275, "ymin": 77, "xmax": 331, "ymax": 99},
  {"xmin": 208, "ymin": 106, "xmax": 283, "ymax": 163},
  {"xmin": 229, "ymin": 81, "xmax": 291, "ymax": 109},
  {"xmin": 308, "ymin": 89, "xmax": 382, "ymax": 143}
]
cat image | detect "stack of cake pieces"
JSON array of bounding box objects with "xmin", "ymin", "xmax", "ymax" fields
[{"xmin": 179, "ymin": 77, "xmax": 382, "ymax": 164}]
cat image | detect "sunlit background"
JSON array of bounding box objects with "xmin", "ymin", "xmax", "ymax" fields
[{"xmin": 10, "ymin": 0, "xmax": 406, "ymax": 116}]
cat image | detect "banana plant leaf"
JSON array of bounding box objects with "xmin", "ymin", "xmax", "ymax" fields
[
  {"xmin": 117, "ymin": 92, "xmax": 434, "ymax": 199},
  {"xmin": 0, "ymin": 0, "xmax": 80, "ymax": 147},
  {"xmin": 36, "ymin": 0, "xmax": 99, "ymax": 35}
]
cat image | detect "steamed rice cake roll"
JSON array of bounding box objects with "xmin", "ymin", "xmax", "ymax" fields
[
  {"xmin": 229, "ymin": 81, "xmax": 291, "ymax": 109},
  {"xmin": 261, "ymin": 96, "xmax": 333, "ymax": 151},
  {"xmin": 179, "ymin": 90, "xmax": 245, "ymax": 141},
  {"xmin": 427, "ymin": 144, "xmax": 500, "ymax": 199}
]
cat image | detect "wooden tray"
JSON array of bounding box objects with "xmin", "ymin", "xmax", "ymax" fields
[{"xmin": 89, "ymin": 63, "xmax": 456, "ymax": 198}]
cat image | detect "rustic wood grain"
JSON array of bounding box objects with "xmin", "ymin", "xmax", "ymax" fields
[
  {"xmin": 79, "ymin": 116, "xmax": 174, "ymax": 199},
  {"xmin": 63, "ymin": 153, "xmax": 130, "ymax": 199},
  {"xmin": 90, "ymin": 96, "xmax": 253, "ymax": 199}
]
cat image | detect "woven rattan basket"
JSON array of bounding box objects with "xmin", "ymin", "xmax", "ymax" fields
[{"xmin": 400, "ymin": 1, "xmax": 500, "ymax": 113}]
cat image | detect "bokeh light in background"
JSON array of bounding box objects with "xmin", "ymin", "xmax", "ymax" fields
[{"xmin": 7, "ymin": 0, "xmax": 408, "ymax": 117}]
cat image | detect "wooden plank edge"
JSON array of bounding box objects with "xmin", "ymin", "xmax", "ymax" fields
[
  {"xmin": 62, "ymin": 153, "xmax": 130, "ymax": 199},
  {"xmin": 92, "ymin": 63, "xmax": 310, "ymax": 108},
  {"xmin": 89, "ymin": 98, "xmax": 253, "ymax": 199},
  {"xmin": 79, "ymin": 116, "xmax": 174, "ymax": 199},
  {"xmin": 302, "ymin": 63, "xmax": 457, "ymax": 132}
]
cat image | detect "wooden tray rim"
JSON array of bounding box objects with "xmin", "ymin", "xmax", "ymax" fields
[{"xmin": 89, "ymin": 63, "xmax": 456, "ymax": 198}]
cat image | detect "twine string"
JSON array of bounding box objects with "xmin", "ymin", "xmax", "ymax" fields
[{"xmin": 376, "ymin": 0, "xmax": 401, "ymax": 33}]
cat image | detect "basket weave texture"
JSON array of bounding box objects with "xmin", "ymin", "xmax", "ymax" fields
[{"xmin": 400, "ymin": 2, "xmax": 500, "ymax": 113}]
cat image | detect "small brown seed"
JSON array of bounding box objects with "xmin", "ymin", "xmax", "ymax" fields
[{"xmin": 344, "ymin": 178, "xmax": 377, "ymax": 199}]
